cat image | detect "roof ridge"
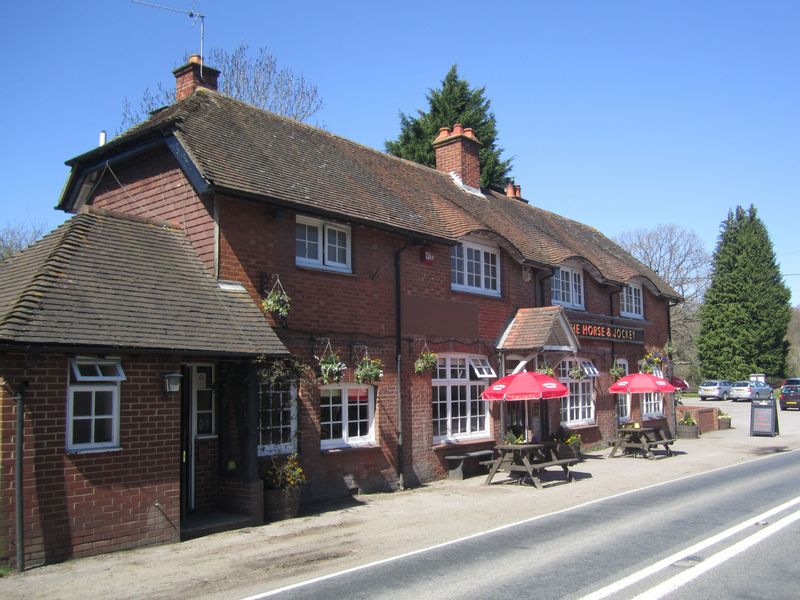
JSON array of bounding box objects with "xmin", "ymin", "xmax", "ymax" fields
[{"xmin": 0, "ymin": 215, "xmax": 90, "ymax": 333}]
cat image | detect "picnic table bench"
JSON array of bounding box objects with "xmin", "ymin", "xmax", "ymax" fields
[
  {"xmin": 608, "ymin": 426, "xmax": 675, "ymax": 460},
  {"xmin": 483, "ymin": 443, "xmax": 578, "ymax": 488},
  {"xmin": 444, "ymin": 449, "xmax": 495, "ymax": 480}
]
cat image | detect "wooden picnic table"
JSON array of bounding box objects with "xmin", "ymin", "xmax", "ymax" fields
[
  {"xmin": 483, "ymin": 442, "xmax": 577, "ymax": 488},
  {"xmin": 608, "ymin": 426, "xmax": 675, "ymax": 460}
]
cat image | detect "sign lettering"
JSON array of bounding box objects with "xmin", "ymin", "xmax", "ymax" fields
[{"xmin": 570, "ymin": 321, "xmax": 644, "ymax": 343}]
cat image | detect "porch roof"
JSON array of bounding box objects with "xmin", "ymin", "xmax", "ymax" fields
[
  {"xmin": 0, "ymin": 210, "xmax": 288, "ymax": 357},
  {"xmin": 496, "ymin": 306, "xmax": 580, "ymax": 353}
]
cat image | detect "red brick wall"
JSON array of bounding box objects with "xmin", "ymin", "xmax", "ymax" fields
[
  {"xmin": 88, "ymin": 146, "xmax": 216, "ymax": 273},
  {"xmin": 0, "ymin": 353, "xmax": 181, "ymax": 568}
]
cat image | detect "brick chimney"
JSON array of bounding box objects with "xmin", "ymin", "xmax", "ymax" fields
[
  {"xmin": 505, "ymin": 181, "xmax": 523, "ymax": 200},
  {"xmin": 173, "ymin": 54, "xmax": 220, "ymax": 101},
  {"xmin": 433, "ymin": 124, "xmax": 482, "ymax": 189}
]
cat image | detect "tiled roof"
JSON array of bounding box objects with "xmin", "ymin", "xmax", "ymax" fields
[
  {"xmin": 497, "ymin": 306, "xmax": 580, "ymax": 352},
  {"xmin": 64, "ymin": 89, "xmax": 680, "ymax": 299},
  {"xmin": 0, "ymin": 211, "xmax": 288, "ymax": 356}
]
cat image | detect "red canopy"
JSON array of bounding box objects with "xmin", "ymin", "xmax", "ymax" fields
[
  {"xmin": 670, "ymin": 376, "xmax": 690, "ymax": 390},
  {"xmin": 482, "ymin": 371, "xmax": 569, "ymax": 401},
  {"xmin": 608, "ymin": 372, "xmax": 676, "ymax": 394}
]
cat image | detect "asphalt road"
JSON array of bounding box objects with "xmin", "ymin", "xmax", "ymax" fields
[{"xmin": 245, "ymin": 448, "xmax": 800, "ymax": 600}]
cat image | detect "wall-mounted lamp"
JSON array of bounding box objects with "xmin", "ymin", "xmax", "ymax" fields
[{"xmin": 164, "ymin": 372, "xmax": 183, "ymax": 394}]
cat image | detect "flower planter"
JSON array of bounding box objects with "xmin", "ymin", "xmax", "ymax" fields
[
  {"xmin": 677, "ymin": 424, "xmax": 699, "ymax": 438},
  {"xmin": 717, "ymin": 418, "xmax": 731, "ymax": 430},
  {"xmin": 264, "ymin": 487, "xmax": 302, "ymax": 522},
  {"xmin": 557, "ymin": 443, "xmax": 581, "ymax": 460}
]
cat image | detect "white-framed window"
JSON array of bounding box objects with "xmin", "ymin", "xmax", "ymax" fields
[
  {"xmin": 552, "ymin": 266, "xmax": 584, "ymax": 309},
  {"xmin": 621, "ymin": 283, "xmax": 643, "ymax": 319},
  {"xmin": 320, "ymin": 384, "xmax": 375, "ymax": 449},
  {"xmin": 580, "ymin": 360, "xmax": 599, "ymax": 378},
  {"xmin": 432, "ymin": 354, "xmax": 491, "ymax": 442},
  {"xmin": 617, "ymin": 393, "xmax": 631, "ymax": 422},
  {"xmin": 614, "ymin": 358, "xmax": 630, "ymax": 376},
  {"xmin": 558, "ymin": 358, "xmax": 595, "ymax": 426},
  {"xmin": 642, "ymin": 392, "xmax": 663, "ymax": 418},
  {"xmin": 451, "ymin": 240, "xmax": 500, "ymax": 296},
  {"xmin": 67, "ymin": 358, "xmax": 125, "ymax": 452},
  {"xmin": 191, "ymin": 365, "xmax": 216, "ymax": 437},
  {"xmin": 258, "ymin": 382, "xmax": 298, "ymax": 456},
  {"xmin": 637, "ymin": 359, "xmax": 663, "ymax": 378},
  {"xmin": 296, "ymin": 215, "xmax": 351, "ymax": 272}
]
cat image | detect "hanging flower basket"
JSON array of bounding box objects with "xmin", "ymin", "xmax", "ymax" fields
[
  {"xmin": 536, "ymin": 363, "xmax": 555, "ymax": 376},
  {"xmin": 608, "ymin": 362, "xmax": 625, "ymax": 381},
  {"xmin": 355, "ymin": 356, "xmax": 383, "ymax": 384},
  {"xmin": 568, "ymin": 366, "xmax": 586, "ymax": 380},
  {"xmin": 261, "ymin": 276, "xmax": 292, "ymax": 318},
  {"xmin": 316, "ymin": 344, "xmax": 346, "ymax": 385},
  {"xmin": 414, "ymin": 350, "xmax": 438, "ymax": 375}
]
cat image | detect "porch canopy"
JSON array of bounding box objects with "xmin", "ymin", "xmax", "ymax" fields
[
  {"xmin": 608, "ymin": 373, "xmax": 677, "ymax": 394},
  {"xmin": 496, "ymin": 306, "xmax": 581, "ymax": 373}
]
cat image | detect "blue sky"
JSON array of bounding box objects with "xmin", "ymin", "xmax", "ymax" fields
[{"xmin": 2, "ymin": 1, "xmax": 798, "ymax": 304}]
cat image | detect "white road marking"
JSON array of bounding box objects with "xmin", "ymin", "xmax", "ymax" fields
[
  {"xmin": 240, "ymin": 450, "xmax": 800, "ymax": 600},
  {"xmin": 579, "ymin": 494, "xmax": 800, "ymax": 600},
  {"xmin": 632, "ymin": 507, "xmax": 800, "ymax": 600}
]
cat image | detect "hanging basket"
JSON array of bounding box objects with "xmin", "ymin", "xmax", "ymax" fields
[
  {"xmin": 316, "ymin": 341, "xmax": 346, "ymax": 384},
  {"xmin": 355, "ymin": 353, "xmax": 383, "ymax": 384},
  {"xmin": 413, "ymin": 349, "xmax": 438, "ymax": 375},
  {"xmin": 261, "ymin": 276, "xmax": 292, "ymax": 318}
]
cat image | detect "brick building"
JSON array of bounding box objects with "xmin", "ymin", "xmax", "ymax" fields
[{"xmin": 1, "ymin": 56, "xmax": 680, "ymax": 567}]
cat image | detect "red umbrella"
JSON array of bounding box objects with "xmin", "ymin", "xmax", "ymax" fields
[
  {"xmin": 482, "ymin": 371, "xmax": 569, "ymax": 401},
  {"xmin": 608, "ymin": 372, "xmax": 676, "ymax": 394},
  {"xmin": 670, "ymin": 376, "xmax": 689, "ymax": 390}
]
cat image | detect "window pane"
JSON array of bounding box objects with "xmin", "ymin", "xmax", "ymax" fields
[
  {"xmin": 296, "ymin": 223, "xmax": 319, "ymax": 261},
  {"xmin": 76, "ymin": 363, "xmax": 100, "ymax": 377},
  {"xmin": 97, "ymin": 363, "xmax": 119, "ymax": 378},
  {"xmin": 196, "ymin": 390, "xmax": 213, "ymax": 411},
  {"xmin": 73, "ymin": 419, "xmax": 91, "ymax": 444},
  {"xmin": 451, "ymin": 246, "xmax": 464, "ymax": 285},
  {"xmin": 466, "ymin": 247, "xmax": 481, "ymax": 288},
  {"xmin": 94, "ymin": 417, "xmax": 113, "ymax": 443},
  {"xmin": 73, "ymin": 391, "xmax": 93, "ymax": 416},
  {"xmin": 94, "ymin": 390, "xmax": 114, "ymax": 416}
]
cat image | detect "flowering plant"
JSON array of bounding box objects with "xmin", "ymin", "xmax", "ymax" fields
[
  {"xmin": 317, "ymin": 352, "xmax": 346, "ymax": 384},
  {"xmin": 608, "ymin": 362, "xmax": 625, "ymax": 381},
  {"xmin": 568, "ymin": 365, "xmax": 586, "ymax": 380},
  {"xmin": 355, "ymin": 356, "xmax": 384, "ymax": 384},
  {"xmin": 261, "ymin": 454, "xmax": 306, "ymax": 490},
  {"xmin": 718, "ymin": 411, "xmax": 731, "ymax": 420},
  {"xmin": 679, "ymin": 413, "xmax": 697, "ymax": 426},
  {"xmin": 414, "ymin": 351, "xmax": 438, "ymax": 375},
  {"xmin": 262, "ymin": 289, "xmax": 292, "ymax": 318},
  {"xmin": 536, "ymin": 363, "xmax": 555, "ymax": 376}
]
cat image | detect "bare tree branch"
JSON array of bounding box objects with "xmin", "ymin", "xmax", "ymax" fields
[{"xmin": 0, "ymin": 221, "xmax": 46, "ymax": 261}]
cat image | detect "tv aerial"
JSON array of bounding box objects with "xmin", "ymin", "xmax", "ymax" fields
[{"xmin": 132, "ymin": 1, "xmax": 206, "ymax": 74}]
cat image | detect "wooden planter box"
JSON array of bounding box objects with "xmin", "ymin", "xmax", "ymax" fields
[
  {"xmin": 677, "ymin": 424, "xmax": 699, "ymax": 438},
  {"xmin": 264, "ymin": 487, "xmax": 302, "ymax": 522},
  {"xmin": 717, "ymin": 418, "xmax": 731, "ymax": 430}
]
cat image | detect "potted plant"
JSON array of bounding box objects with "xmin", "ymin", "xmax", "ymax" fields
[
  {"xmin": 677, "ymin": 413, "xmax": 699, "ymax": 438},
  {"xmin": 262, "ymin": 453, "xmax": 306, "ymax": 522},
  {"xmin": 317, "ymin": 351, "xmax": 346, "ymax": 384},
  {"xmin": 355, "ymin": 356, "xmax": 383, "ymax": 384},
  {"xmin": 608, "ymin": 362, "xmax": 625, "ymax": 381},
  {"xmin": 414, "ymin": 350, "xmax": 438, "ymax": 375},
  {"xmin": 553, "ymin": 426, "xmax": 582, "ymax": 459},
  {"xmin": 261, "ymin": 288, "xmax": 292, "ymax": 318},
  {"xmin": 717, "ymin": 410, "xmax": 732, "ymax": 430}
]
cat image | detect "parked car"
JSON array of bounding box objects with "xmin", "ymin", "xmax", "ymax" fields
[
  {"xmin": 783, "ymin": 377, "xmax": 800, "ymax": 387},
  {"xmin": 698, "ymin": 380, "xmax": 733, "ymax": 401},
  {"xmin": 780, "ymin": 385, "xmax": 800, "ymax": 410},
  {"xmin": 729, "ymin": 380, "xmax": 773, "ymax": 402}
]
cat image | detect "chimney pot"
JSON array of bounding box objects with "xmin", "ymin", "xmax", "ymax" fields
[
  {"xmin": 505, "ymin": 181, "xmax": 516, "ymax": 198},
  {"xmin": 436, "ymin": 127, "xmax": 450, "ymax": 141},
  {"xmin": 463, "ymin": 127, "xmax": 475, "ymax": 139},
  {"xmin": 514, "ymin": 184, "xmax": 521, "ymax": 198},
  {"xmin": 452, "ymin": 123, "xmax": 464, "ymax": 136},
  {"xmin": 432, "ymin": 123, "xmax": 482, "ymax": 189}
]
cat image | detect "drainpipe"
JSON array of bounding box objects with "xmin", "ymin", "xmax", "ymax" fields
[
  {"xmin": 394, "ymin": 239, "xmax": 410, "ymax": 490},
  {"xmin": 609, "ymin": 289, "xmax": 621, "ymax": 432},
  {"xmin": 14, "ymin": 383, "xmax": 27, "ymax": 571},
  {"xmin": 667, "ymin": 298, "xmax": 680, "ymax": 437}
]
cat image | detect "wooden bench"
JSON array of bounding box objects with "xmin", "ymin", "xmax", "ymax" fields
[{"xmin": 444, "ymin": 450, "xmax": 495, "ymax": 480}]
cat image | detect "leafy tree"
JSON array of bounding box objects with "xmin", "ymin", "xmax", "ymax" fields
[
  {"xmin": 786, "ymin": 306, "xmax": 800, "ymax": 376},
  {"xmin": 697, "ymin": 205, "xmax": 791, "ymax": 379},
  {"xmin": 385, "ymin": 65, "xmax": 512, "ymax": 189},
  {"xmin": 615, "ymin": 224, "xmax": 710, "ymax": 382},
  {"xmin": 122, "ymin": 44, "xmax": 324, "ymax": 128},
  {"xmin": 1, "ymin": 221, "xmax": 45, "ymax": 261}
]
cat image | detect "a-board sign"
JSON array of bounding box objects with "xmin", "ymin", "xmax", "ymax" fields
[{"xmin": 750, "ymin": 398, "xmax": 779, "ymax": 437}]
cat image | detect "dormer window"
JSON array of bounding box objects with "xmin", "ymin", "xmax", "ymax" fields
[
  {"xmin": 552, "ymin": 266, "xmax": 584, "ymax": 309},
  {"xmin": 451, "ymin": 240, "xmax": 500, "ymax": 296},
  {"xmin": 621, "ymin": 282, "xmax": 643, "ymax": 319},
  {"xmin": 296, "ymin": 215, "xmax": 351, "ymax": 273}
]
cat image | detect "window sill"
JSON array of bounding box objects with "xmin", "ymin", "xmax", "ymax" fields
[
  {"xmin": 196, "ymin": 435, "xmax": 218, "ymax": 441},
  {"xmin": 620, "ymin": 313, "xmax": 644, "ymax": 320},
  {"xmin": 431, "ymin": 437, "xmax": 496, "ymax": 450},
  {"xmin": 296, "ymin": 264, "xmax": 354, "ymax": 277},
  {"xmin": 321, "ymin": 444, "xmax": 381, "ymax": 455},
  {"xmin": 450, "ymin": 286, "xmax": 502, "ymax": 299},
  {"xmin": 66, "ymin": 446, "xmax": 123, "ymax": 456}
]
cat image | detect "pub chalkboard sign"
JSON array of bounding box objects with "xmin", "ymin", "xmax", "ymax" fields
[{"xmin": 750, "ymin": 398, "xmax": 779, "ymax": 437}]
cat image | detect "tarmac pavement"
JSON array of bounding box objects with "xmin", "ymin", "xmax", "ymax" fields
[{"xmin": 3, "ymin": 398, "xmax": 799, "ymax": 600}]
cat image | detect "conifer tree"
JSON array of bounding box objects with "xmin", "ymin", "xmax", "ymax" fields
[
  {"xmin": 385, "ymin": 66, "xmax": 512, "ymax": 189},
  {"xmin": 697, "ymin": 205, "xmax": 791, "ymax": 379}
]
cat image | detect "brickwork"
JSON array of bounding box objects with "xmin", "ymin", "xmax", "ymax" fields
[
  {"xmin": 89, "ymin": 146, "xmax": 216, "ymax": 273},
  {"xmin": 0, "ymin": 353, "xmax": 181, "ymax": 568}
]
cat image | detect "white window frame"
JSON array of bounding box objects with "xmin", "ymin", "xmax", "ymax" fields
[
  {"xmin": 614, "ymin": 358, "xmax": 630, "ymax": 376},
  {"xmin": 432, "ymin": 354, "xmax": 491, "ymax": 443},
  {"xmin": 320, "ymin": 384, "xmax": 375, "ymax": 449},
  {"xmin": 296, "ymin": 215, "xmax": 352, "ymax": 273},
  {"xmin": 642, "ymin": 392, "xmax": 663, "ymax": 418},
  {"xmin": 621, "ymin": 282, "xmax": 644, "ymax": 319},
  {"xmin": 258, "ymin": 382, "xmax": 298, "ymax": 456},
  {"xmin": 67, "ymin": 359, "xmax": 124, "ymax": 452},
  {"xmin": 617, "ymin": 393, "xmax": 632, "ymax": 422},
  {"xmin": 469, "ymin": 357, "xmax": 497, "ymax": 379},
  {"xmin": 551, "ymin": 266, "xmax": 584, "ymax": 309},
  {"xmin": 580, "ymin": 360, "xmax": 599, "ymax": 378},
  {"xmin": 191, "ymin": 364, "xmax": 216, "ymax": 439},
  {"xmin": 558, "ymin": 358, "xmax": 595, "ymax": 426},
  {"xmin": 450, "ymin": 240, "xmax": 501, "ymax": 296}
]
